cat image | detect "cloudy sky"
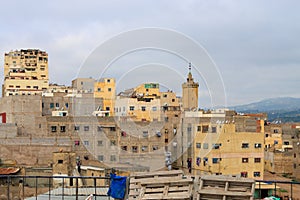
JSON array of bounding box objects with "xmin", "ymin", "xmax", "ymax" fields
[{"xmin": 0, "ymin": 0, "xmax": 299, "ymax": 107}]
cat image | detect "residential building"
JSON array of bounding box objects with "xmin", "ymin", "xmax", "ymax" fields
[
  {"xmin": 3, "ymin": 49, "xmax": 49, "ymax": 96},
  {"xmin": 94, "ymin": 78, "xmax": 116, "ymax": 116}
]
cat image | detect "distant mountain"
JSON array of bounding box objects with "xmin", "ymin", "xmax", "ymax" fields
[{"xmin": 230, "ymin": 97, "xmax": 300, "ymax": 123}]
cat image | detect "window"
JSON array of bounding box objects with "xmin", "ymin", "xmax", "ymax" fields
[
  {"xmin": 97, "ymin": 140, "xmax": 103, "ymax": 146},
  {"xmin": 84, "ymin": 141, "xmax": 89, "ymax": 146},
  {"xmin": 212, "ymin": 143, "xmax": 221, "ymax": 149},
  {"xmin": 203, "ymin": 143, "xmax": 209, "ymax": 149},
  {"xmin": 242, "ymin": 143, "xmax": 249, "ymax": 148},
  {"xmin": 74, "ymin": 140, "xmax": 80, "ymax": 146},
  {"xmin": 283, "ymin": 141, "xmax": 290, "ymax": 145},
  {"xmin": 241, "ymin": 172, "xmax": 248, "ymax": 178},
  {"xmin": 211, "ymin": 126, "xmax": 217, "ymax": 133},
  {"xmin": 203, "ymin": 157, "xmax": 208, "ymax": 166},
  {"xmin": 106, "ymin": 107, "xmax": 110, "ymax": 111},
  {"xmin": 242, "ymin": 158, "xmax": 249, "ymax": 163},
  {"xmin": 172, "ymin": 99, "xmax": 175, "ymax": 102},
  {"xmin": 108, "ymin": 88, "xmax": 112, "ymax": 92},
  {"xmin": 51, "ymin": 126, "xmax": 57, "ymax": 132},
  {"xmin": 129, "ymin": 106, "xmax": 134, "ymax": 111},
  {"xmin": 254, "ymin": 143, "xmax": 262, "ymax": 148},
  {"xmin": 84, "ymin": 126, "xmax": 89, "ymax": 131},
  {"xmin": 253, "ymin": 172, "xmax": 261, "ymax": 177},
  {"xmin": 121, "ymin": 131, "xmax": 127, "ymax": 137},
  {"xmin": 97, "ymin": 126, "xmax": 102, "ymax": 132},
  {"xmin": 152, "ymin": 106, "xmax": 157, "ymax": 111},
  {"xmin": 121, "ymin": 146, "xmax": 127, "ymax": 151},
  {"xmin": 97, "ymin": 88, "xmax": 101, "ymax": 92},
  {"xmin": 143, "ymin": 131, "xmax": 149, "ymax": 137},
  {"xmin": 202, "ymin": 125, "xmax": 209, "ymax": 133},
  {"xmin": 152, "ymin": 145, "xmax": 159, "ymax": 151},
  {"xmin": 110, "ymin": 155, "xmax": 116, "ymax": 161},
  {"xmin": 98, "ymin": 155, "xmax": 104, "ymax": 161},
  {"xmin": 50, "ymin": 103, "xmax": 54, "ymax": 109},
  {"xmin": 196, "ymin": 143, "xmax": 201, "ymax": 149},
  {"xmin": 107, "ymin": 79, "xmax": 110, "ymax": 83},
  {"xmin": 132, "ymin": 146, "xmax": 138, "ymax": 153},
  {"xmin": 163, "ymin": 94, "xmax": 167, "ymax": 98},
  {"xmin": 65, "ymin": 103, "xmax": 69, "ymax": 108},
  {"xmin": 141, "ymin": 146, "xmax": 148, "ymax": 152},
  {"xmin": 74, "ymin": 126, "xmax": 80, "ymax": 131},
  {"xmin": 187, "ymin": 127, "xmax": 192, "ymax": 132},
  {"xmin": 141, "ymin": 106, "xmax": 146, "ymax": 111},
  {"xmin": 55, "ymin": 103, "xmax": 59, "ymax": 108},
  {"xmin": 273, "ymin": 129, "xmax": 279, "ymax": 133},
  {"xmin": 254, "ymin": 158, "xmax": 261, "ymax": 163},
  {"xmin": 197, "ymin": 126, "xmax": 201, "ymax": 132},
  {"xmin": 58, "ymin": 160, "xmax": 63, "ymax": 164},
  {"xmin": 212, "ymin": 158, "xmax": 221, "ymax": 164},
  {"xmin": 60, "ymin": 126, "xmax": 66, "ymax": 132},
  {"xmin": 110, "ymin": 127, "xmax": 116, "ymax": 131},
  {"xmin": 164, "ymin": 117, "xmax": 169, "ymax": 122},
  {"xmin": 110, "ymin": 140, "xmax": 116, "ymax": 146}
]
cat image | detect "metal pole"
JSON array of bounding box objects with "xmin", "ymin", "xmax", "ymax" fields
[
  {"xmin": 75, "ymin": 177, "xmax": 78, "ymax": 200},
  {"xmin": 274, "ymin": 182, "xmax": 276, "ymax": 197},
  {"xmin": 7, "ymin": 176, "xmax": 10, "ymax": 200},
  {"xmin": 62, "ymin": 177, "xmax": 64, "ymax": 200},
  {"xmin": 290, "ymin": 182, "xmax": 293, "ymax": 199},
  {"xmin": 35, "ymin": 176, "xmax": 38, "ymax": 200},
  {"xmin": 48, "ymin": 177, "xmax": 51, "ymax": 200},
  {"xmin": 94, "ymin": 177, "xmax": 97, "ymax": 199}
]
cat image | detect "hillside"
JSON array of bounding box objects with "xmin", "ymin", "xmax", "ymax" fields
[{"xmin": 230, "ymin": 97, "xmax": 300, "ymax": 123}]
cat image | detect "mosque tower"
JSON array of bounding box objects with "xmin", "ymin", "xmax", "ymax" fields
[{"xmin": 182, "ymin": 63, "xmax": 199, "ymax": 111}]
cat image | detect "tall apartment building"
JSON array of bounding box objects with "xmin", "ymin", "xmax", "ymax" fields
[{"xmin": 2, "ymin": 49, "xmax": 49, "ymax": 96}]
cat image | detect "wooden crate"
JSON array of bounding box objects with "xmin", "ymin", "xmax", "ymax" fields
[
  {"xmin": 129, "ymin": 170, "xmax": 192, "ymax": 200},
  {"xmin": 197, "ymin": 175, "xmax": 255, "ymax": 200}
]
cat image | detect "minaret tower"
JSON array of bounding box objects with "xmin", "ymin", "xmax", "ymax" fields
[{"xmin": 182, "ymin": 63, "xmax": 199, "ymax": 110}]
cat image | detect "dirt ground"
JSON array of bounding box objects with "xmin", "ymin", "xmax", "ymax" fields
[{"xmin": 263, "ymin": 171, "xmax": 300, "ymax": 200}]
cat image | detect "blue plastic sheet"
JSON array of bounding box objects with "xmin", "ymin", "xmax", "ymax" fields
[{"xmin": 107, "ymin": 173, "xmax": 127, "ymax": 199}]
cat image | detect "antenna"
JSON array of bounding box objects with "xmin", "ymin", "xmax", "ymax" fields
[{"xmin": 188, "ymin": 62, "xmax": 192, "ymax": 72}]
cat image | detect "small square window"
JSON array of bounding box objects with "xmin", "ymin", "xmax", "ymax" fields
[
  {"xmin": 212, "ymin": 158, "xmax": 221, "ymax": 164},
  {"xmin": 129, "ymin": 106, "xmax": 134, "ymax": 111},
  {"xmin": 50, "ymin": 103, "xmax": 54, "ymax": 109},
  {"xmin": 211, "ymin": 126, "xmax": 217, "ymax": 133},
  {"xmin": 108, "ymin": 88, "xmax": 112, "ymax": 92},
  {"xmin": 254, "ymin": 143, "xmax": 262, "ymax": 148},
  {"xmin": 242, "ymin": 158, "xmax": 249, "ymax": 163},
  {"xmin": 110, "ymin": 140, "xmax": 116, "ymax": 146},
  {"xmin": 253, "ymin": 172, "xmax": 260, "ymax": 177},
  {"xmin": 143, "ymin": 131, "xmax": 149, "ymax": 137},
  {"xmin": 254, "ymin": 158, "xmax": 261, "ymax": 163},
  {"xmin": 132, "ymin": 146, "xmax": 138, "ymax": 153},
  {"xmin": 110, "ymin": 155, "xmax": 116, "ymax": 161},
  {"xmin": 60, "ymin": 126, "xmax": 66, "ymax": 132},
  {"xmin": 98, "ymin": 155, "xmax": 104, "ymax": 161},
  {"xmin": 97, "ymin": 141, "xmax": 103, "ymax": 146},
  {"xmin": 203, "ymin": 143, "xmax": 209, "ymax": 149},
  {"xmin": 141, "ymin": 146, "xmax": 148, "ymax": 152},
  {"xmin": 84, "ymin": 126, "xmax": 89, "ymax": 131},
  {"xmin": 241, "ymin": 172, "xmax": 248, "ymax": 178},
  {"xmin": 74, "ymin": 126, "xmax": 80, "ymax": 131},
  {"xmin": 197, "ymin": 126, "xmax": 201, "ymax": 132},
  {"xmin": 51, "ymin": 126, "xmax": 57, "ymax": 132},
  {"xmin": 202, "ymin": 125, "xmax": 209, "ymax": 133},
  {"xmin": 58, "ymin": 160, "xmax": 63, "ymax": 164},
  {"xmin": 242, "ymin": 143, "xmax": 249, "ymax": 148},
  {"xmin": 84, "ymin": 141, "xmax": 89, "ymax": 146},
  {"xmin": 141, "ymin": 106, "xmax": 146, "ymax": 111},
  {"xmin": 196, "ymin": 143, "xmax": 201, "ymax": 148}
]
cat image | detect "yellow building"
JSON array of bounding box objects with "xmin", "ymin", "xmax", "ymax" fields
[
  {"xmin": 94, "ymin": 78, "xmax": 116, "ymax": 116},
  {"xmin": 193, "ymin": 123, "xmax": 265, "ymax": 180},
  {"xmin": 3, "ymin": 49, "xmax": 49, "ymax": 96}
]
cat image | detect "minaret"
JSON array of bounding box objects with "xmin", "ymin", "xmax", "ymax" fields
[{"xmin": 182, "ymin": 63, "xmax": 199, "ymax": 111}]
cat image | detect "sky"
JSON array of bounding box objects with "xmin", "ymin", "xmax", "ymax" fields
[{"xmin": 0, "ymin": 0, "xmax": 300, "ymax": 107}]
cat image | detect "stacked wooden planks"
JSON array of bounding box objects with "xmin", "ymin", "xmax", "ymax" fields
[
  {"xmin": 197, "ymin": 175, "xmax": 255, "ymax": 200},
  {"xmin": 129, "ymin": 170, "xmax": 194, "ymax": 200}
]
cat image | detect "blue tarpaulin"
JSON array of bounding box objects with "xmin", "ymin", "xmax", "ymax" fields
[{"xmin": 107, "ymin": 173, "xmax": 127, "ymax": 199}]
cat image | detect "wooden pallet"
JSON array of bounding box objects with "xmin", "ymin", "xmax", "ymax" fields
[
  {"xmin": 129, "ymin": 170, "xmax": 192, "ymax": 200},
  {"xmin": 197, "ymin": 175, "xmax": 255, "ymax": 200}
]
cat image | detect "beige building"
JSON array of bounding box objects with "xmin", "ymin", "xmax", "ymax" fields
[{"xmin": 3, "ymin": 49, "xmax": 49, "ymax": 96}]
